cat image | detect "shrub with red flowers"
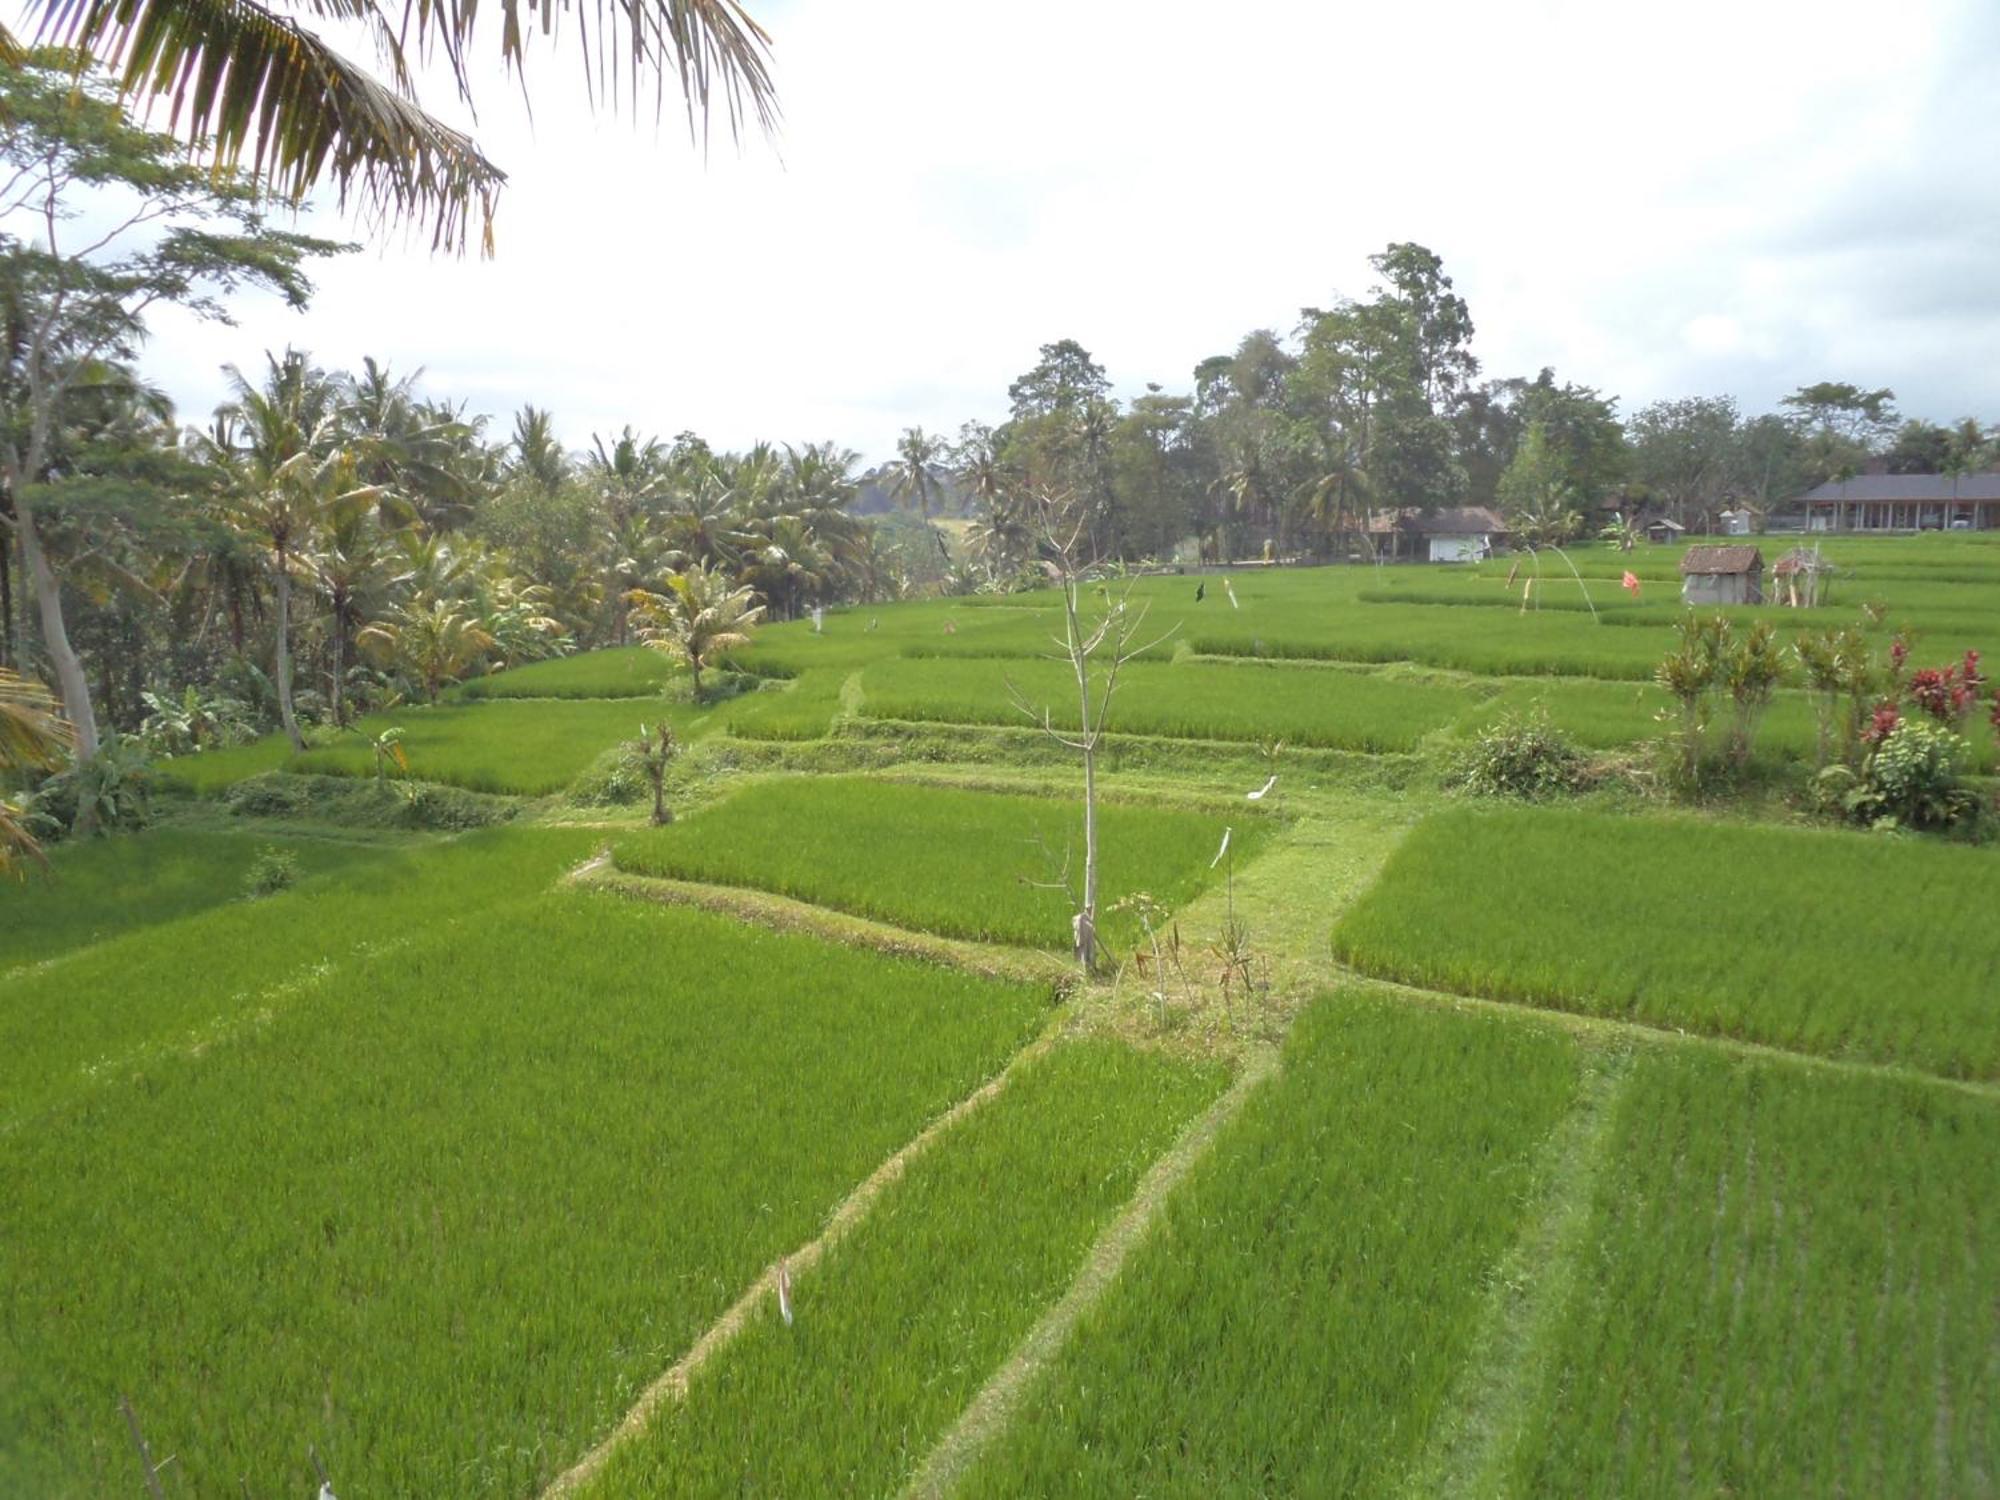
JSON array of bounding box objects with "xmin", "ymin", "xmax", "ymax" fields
[
  {"xmin": 1907, "ymin": 650, "xmax": 1985, "ymax": 726},
  {"xmin": 1861, "ymin": 701, "xmax": 1902, "ymax": 745}
]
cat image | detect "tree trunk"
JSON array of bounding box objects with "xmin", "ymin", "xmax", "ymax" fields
[
  {"xmin": 1, "ymin": 517, "xmax": 14, "ymax": 667},
  {"xmin": 17, "ymin": 500, "xmax": 99, "ymax": 759},
  {"xmin": 330, "ymin": 593, "xmax": 346, "ymax": 726},
  {"xmin": 1068, "ymin": 577, "xmax": 1100, "ymax": 973},
  {"xmin": 273, "ymin": 545, "xmax": 305, "ymax": 752},
  {"xmin": 1077, "ymin": 740, "xmax": 1099, "ymax": 971}
]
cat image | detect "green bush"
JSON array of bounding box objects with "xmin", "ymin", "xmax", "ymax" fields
[
  {"xmin": 1446, "ymin": 709, "xmax": 1585, "ymax": 800},
  {"xmin": 240, "ymin": 845, "xmax": 299, "ymax": 898},
  {"xmin": 565, "ymin": 742, "xmax": 651, "ymax": 807},
  {"xmin": 1847, "ymin": 718, "xmax": 1978, "ymax": 832}
]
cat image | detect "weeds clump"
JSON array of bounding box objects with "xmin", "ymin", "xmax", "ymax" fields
[
  {"xmin": 223, "ymin": 772, "xmax": 517, "ymax": 830},
  {"xmin": 239, "ymin": 845, "xmax": 299, "ymax": 898},
  {"xmin": 565, "ymin": 742, "xmax": 651, "ymax": 807},
  {"xmin": 1446, "ymin": 709, "xmax": 1585, "ymax": 800}
]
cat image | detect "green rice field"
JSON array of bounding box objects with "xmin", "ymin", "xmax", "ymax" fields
[
  {"xmin": 0, "ymin": 894, "xmax": 1045, "ymax": 1497},
  {"xmin": 964, "ymin": 991, "xmax": 1583, "ymax": 1498},
  {"xmin": 612, "ymin": 775, "xmax": 1265, "ymax": 952},
  {"xmin": 578, "ymin": 1039, "xmax": 1227, "ymax": 1498},
  {"xmin": 1332, "ymin": 804, "xmax": 2000, "ymax": 1078},
  {"xmin": 0, "ymin": 828, "xmax": 396, "ymax": 974},
  {"xmin": 8, "ymin": 532, "xmax": 1997, "ymax": 1495},
  {"xmin": 1511, "ymin": 1048, "xmax": 1998, "ymax": 1496},
  {"xmin": 456, "ymin": 645, "xmax": 677, "ymax": 699}
]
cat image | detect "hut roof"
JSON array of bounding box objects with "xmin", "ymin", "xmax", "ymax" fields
[{"xmin": 1679, "ymin": 545, "xmax": 1764, "ymax": 576}]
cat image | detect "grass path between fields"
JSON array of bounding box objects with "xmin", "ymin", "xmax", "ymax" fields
[
  {"xmin": 897, "ymin": 1043, "xmax": 1283, "ymax": 1500},
  {"xmin": 1400, "ymin": 1047, "xmax": 1635, "ymax": 1499},
  {"xmin": 539, "ymin": 1027, "xmax": 1065, "ymax": 1498},
  {"xmin": 575, "ymin": 865, "xmax": 1073, "ymax": 987}
]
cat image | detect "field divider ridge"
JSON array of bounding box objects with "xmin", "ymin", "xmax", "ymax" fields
[
  {"xmin": 538, "ymin": 1027, "xmax": 1066, "ymax": 1499},
  {"xmin": 571, "ymin": 864, "xmax": 1072, "ymax": 987},
  {"xmin": 896, "ymin": 1042, "xmax": 1283, "ymax": 1500},
  {"xmin": 1345, "ymin": 968, "xmax": 2000, "ymax": 1102},
  {"xmin": 1399, "ymin": 1046, "xmax": 1634, "ymax": 1498}
]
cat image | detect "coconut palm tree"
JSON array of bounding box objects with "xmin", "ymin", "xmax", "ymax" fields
[
  {"xmin": 357, "ymin": 595, "xmax": 496, "ymax": 702},
  {"xmin": 199, "ymin": 352, "xmax": 382, "ymax": 750},
  {"xmin": 888, "ymin": 427, "xmax": 946, "ymax": 524},
  {"xmin": 19, "ymin": 0, "xmax": 777, "ymax": 254},
  {"xmin": 627, "ymin": 561, "xmax": 763, "ymax": 697},
  {"xmin": 1, "ymin": 667, "xmax": 71, "ymax": 876}
]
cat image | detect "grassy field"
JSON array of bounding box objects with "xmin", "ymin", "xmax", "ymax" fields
[
  {"xmin": 0, "ymin": 894, "xmax": 1047, "ymax": 1497},
  {"xmin": 1332, "ymin": 805, "xmax": 2000, "ymax": 1078},
  {"xmin": 963, "ymin": 990, "xmax": 1583, "ymax": 1498},
  {"xmin": 1511, "ymin": 1048, "xmax": 1999, "ymax": 1496},
  {"xmin": 0, "ymin": 828, "xmax": 396, "ymax": 975},
  {"xmin": 612, "ymin": 775, "xmax": 1266, "ymax": 952},
  {"xmin": 578, "ymin": 1039, "xmax": 1227, "ymax": 1498}
]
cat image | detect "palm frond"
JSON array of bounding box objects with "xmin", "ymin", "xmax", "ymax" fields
[
  {"xmin": 31, "ymin": 0, "xmax": 777, "ymax": 253},
  {"xmin": 34, "ymin": 0, "xmax": 504, "ymax": 250},
  {"xmin": 0, "ymin": 19, "xmax": 24, "ymax": 63},
  {"xmin": 0, "ymin": 669, "xmax": 74, "ymax": 773}
]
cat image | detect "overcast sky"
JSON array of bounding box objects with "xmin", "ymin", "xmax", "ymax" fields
[{"xmin": 29, "ymin": 0, "xmax": 2000, "ymax": 462}]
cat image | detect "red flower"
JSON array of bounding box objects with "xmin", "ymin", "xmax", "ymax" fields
[
  {"xmin": 1863, "ymin": 701, "xmax": 1902, "ymax": 744},
  {"xmin": 1910, "ymin": 667, "xmax": 1952, "ymax": 720}
]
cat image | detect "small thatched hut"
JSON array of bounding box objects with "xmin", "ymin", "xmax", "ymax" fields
[{"xmin": 1679, "ymin": 545, "xmax": 1764, "ymax": 606}]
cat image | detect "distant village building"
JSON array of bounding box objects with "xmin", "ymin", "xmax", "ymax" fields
[
  {"xmin": 1680, "ymin": 545, "xmax": 1764, "ymax": 606},
  {"xmin": 1643, "ymin": 516, "xmax": 1687, "ymax": 545},
  {"xmin": 1797, "ymin": 474, "xmax": 2000, "ymax": 532},
  {"xmin": 1718, "ymin": 508, "xmax": 1754, "ymax": 536},
  {"xmin": 1366, "ymin": 506, "xmax": 1510, "ymax": 562}
]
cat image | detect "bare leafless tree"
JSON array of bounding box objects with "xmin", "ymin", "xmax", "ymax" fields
[{"xmin": 1008, "ymin": 489, "xmax": 1175, "ymax": 972}]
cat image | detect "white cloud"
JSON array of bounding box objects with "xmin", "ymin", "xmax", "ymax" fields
[{"xmin": 19, "ymin": 0, "xmax": 2000, "ymax": 455}]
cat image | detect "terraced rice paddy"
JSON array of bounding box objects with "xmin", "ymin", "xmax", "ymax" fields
[
  {"xmin": 612, "ymin": 775, "xmax": 1265, "ymax": 951},
  {"xmin": 0, "ymin": 827, "xmax": 598, "ymax": 1129},
  {"xmin": 163, "ymin": 698, "xmax": 667, "ymax": 796},
  {"xmin": 576, "ymin": 1039, "xmax": 1226, "ymax": 1498},
  {"xmin": 9, "ymin": 533, "xmax": 1997, "ymax": 1497},
  {"xmin": 1510, "ymin": 1049, "xmax": 1998, "ymax": 1496},
  {"xmin": 859, "ymin": 656, "xmax": 1479, "ymax": 750},
  {"xmin": 0, "ymin": 895, "xmax": 1045, "ymax": 1496},
  {"xmin": 457, "ymin": 645, "xmax": 677, "ymax": 698},
  {"xmin": 1332, "ymin": 805, "xmax": 2000, "ymax": 1078},
  {"xmin": 964, "ymin": 991, "xmax": 1583, "ymax": 1497},
  {"xmin": 0, "ymin": 828, "xmax": 394, "ymax": 974}
]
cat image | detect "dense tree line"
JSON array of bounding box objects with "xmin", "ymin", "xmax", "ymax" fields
[
  {"xmin": 933, "ymin": 257, "xmax": 1997, "ymax": 578},
  {"xmin": 7, "ymin": 52, "xmax": 1996, "ymax": 791}
]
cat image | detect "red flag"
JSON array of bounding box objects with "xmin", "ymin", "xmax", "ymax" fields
[{"xmin": 1621, "ymin": 570, "xmax": 1641, "ymax": 597}]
